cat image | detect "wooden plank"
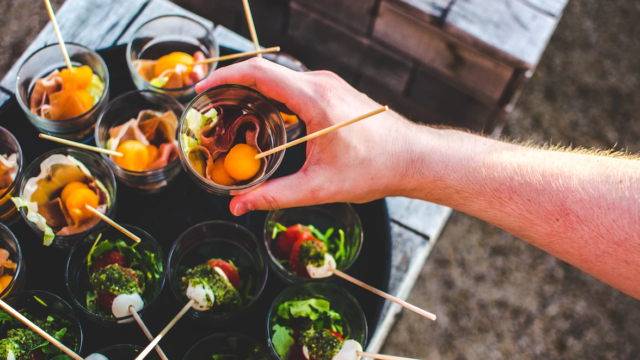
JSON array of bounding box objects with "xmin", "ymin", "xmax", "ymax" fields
[
  {"xmin": 445, "ymin": 0, "xmax": 560, "ymax": 66},
  {"xmin": 116, "ymin": 0, "xmax": 214, "ymax": 46},
  {"xmin": 0, "ymin": 0, "xmax": 147, "ymax": 94},
  {"xmin": 518, "ymin": 0, "xmax": 568, "ymax": 17},
  {"xmin": 292, "ymin": 0, "xmax": 378, "ymax": 34},
  {"xmin": 386, "ymin": 0, "xmax": 453, "ymax": 23},
  {"xmin": 360, "ymin": 43, "xmax": 413, "ymax": 95}
]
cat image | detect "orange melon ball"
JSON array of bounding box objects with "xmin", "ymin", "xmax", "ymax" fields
[
  {"xmin": 60, "ymin": 65, "xmax": 94, "ymax": 90},
  {"xmin": 61, "ymin": 182, "xmax": 89, "ymax": 203},
  {"xmin": 211, "ymin": 155, "xmax": 236, "ymax": 186},
  {"xmin": 115, "ymin": 140, "xmax": 150, "ymax": 172},
  {"xmin": 65, "ymin": 188, "xmax": 99, "ymax": 224},
  {"xmin": 154, "ymin": 52, "xmax": 194, "ymax": 78},
  {"xmin": 224, "ymin": 144, "xmax": 261, "ymax": 181}
]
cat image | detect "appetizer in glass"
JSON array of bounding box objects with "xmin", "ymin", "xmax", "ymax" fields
[
  {"xmin": 16, "ymin": 43, "xmax": 110, "ymax": 141},
  {"xmin": 0, "ymin": 127, "xmax": 23, "ymax": 224},
  {"xmin": 127, "ymin": 15, "xmax": 218, "ymax": 102},
  {"xmin": 84, "ymin": 344, "xmax": 160, "ymax": 360},
  {"xmin": 168, "ymin": 221, "xmax": 267, "ymax": 322},
  {"xmin": 66, "ymin": 226, "xmax": 165, "ymax": 326},
  {"xmin": 184, "ymin": 333, "xmax": 271, "ymax": 360},
  {"xmin": 96, "ymin": 90, "xmax": 184, "ymax": 192},
  {"xmin": 13, "ymin": 148, "xmax": 117, "ymax": 247},
  {"xmin": 0, "ymin": 291, "xmax": 83, "ymax": 360},
  {"xmin": 264, "ymin": 204, "xmax": 363, "ymax": 284},
  {"xmin": 178, "ymin": 85, "xmax": 286, "ymax": 195},
  {"xmin": 268, "ymin": 283, "xmax": 366, "ymax": 360},
  {"xmin": 0, "ymin": 224, "xmax": 24, "ymax": 299}
]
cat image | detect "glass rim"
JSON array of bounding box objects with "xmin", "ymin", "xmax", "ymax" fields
[
  {"xmin": 263, "ymin": 203, "xmax": 364, "ymax": 280},
  {"xmin": 184, "ymin": 332, "xmax": 266, "ymax": 359},
  {"xmin": 64, "ymin": 224, "xmax": 166, "ymax": 323},
  {"xmin": 0, "ymin": 126, "xmax": 24, "ymax": 200},
  {"xmin": 0, "ymin": 223, "xmax": 23, "ymax": 299},
  {"xmin": 178, "ymin": 84, "xmax": 287, "ymax": 191},
  {"xmin": 95, "ymin": 89, "xmax": 185, "ymax": 176},
  {"xmin": 125, "ymin": 14, "xmax": 219, "ymax": 93},
  {"xmin": 18, "ymin": 147, "xmax": 118, "ymax": 241},
  {"xmin": 167, "ymin": 220, "xmax": 269, "ymax": 317},
  {"xmin": 15, "ymin": 42, "xmax": 110, "ymax": 125}
]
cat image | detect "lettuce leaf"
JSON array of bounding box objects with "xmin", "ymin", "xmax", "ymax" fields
[
  {"xmin": 86, "ymin": 74, "xmax": 105, "ymax": 105},
  {"xmin": 277, "ymin": 299, "xmax": 340, "ymax": 321},
  {"xmin": 271, "ymin": 325, "xmax": 295, "ymax": 360},
  {"xmin": 11, "ymin": 197, "xmax": 54, "ymax": 246},
  {"xmin": 150, "ymin": 77, "xmax": 169, "ymax": 88}
]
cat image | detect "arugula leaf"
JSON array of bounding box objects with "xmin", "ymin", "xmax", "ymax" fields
[
  {"xmin": 34, "ymin": 296, "xmax": 47, "ymax": 307},
  {"xmin": 41, "ymin": 327, "xmax": 67, "ymax": 354},
  {"xmin": 271, "ymin": 222, "xmax": 288, "ymax": 240},
  {"xmin": 334, "ymin": 230, "xmax": 346, "ymax": 263},
  {"xmin": 271, "ymin": 325, "xmax": 295, "ymax": 360},
  {"xmin": 87, "ymin": 234, "xmax": 104, "ymax": 273},
  {"xmin": 92, "ymin": 238, "xmax": 113, "ymax": 259},
  {"xmin": 0, "ymin": 310, "xmax": 20, "ymax": 326},
  {"xmin": 277, "ymin": 299, "xmax": 334, "ymax": 321},
  {"xmin": 212, "ymin": 355, "xmax": 237, "ymax": 360},
  {"xmin": 86, "ymin": 291, "xmax": 99, "ymax": 314},
  {"xmin": 50, "ymin": 355, "xmax": 74, "ymax": 360}
]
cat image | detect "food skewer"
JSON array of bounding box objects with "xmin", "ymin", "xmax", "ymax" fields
[
  {"xmin": 43, "ymin": 0, "xmax": 72, "ymax": 71},
  {"xmin": 39, "ymin": 134, "xmax": 123, "ymax": 157},
  {"xmin": 331, "ymin": 268, "xmax": 436, "ymax": 321},
  {"xmin": 129, "ymin": 305, "xmax": 168, "ymax": 360},
  {"xmin": 84, "ymin": 205, "xmax": 141, "ymax": 243},
  {"xmin": 192, "ymin": 46, "xmax": 280, "ymax": 65},
  {"xmin": 357, "ymin": 352, "xmax": 421, "ymax": 360},
  {"xmin": 255, "ymin": 106, "xmax": 389, "ymax": 159},
  {"xmin": 134, "ymin": 299, "xmax": 195, "ymax": 360},
  {"xmin": 0, "ymin": 300, "xmax": 84, "ymax": 360},
  {"xmin": 242, "ymin": 0, "xmax": 262, "ymax": 57}
]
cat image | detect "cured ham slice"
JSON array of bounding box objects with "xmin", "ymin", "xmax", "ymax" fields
[
  {"xmin": 0, "ymin": 154, "xmax": 18, "ymax": 193},
  {"xmin": 199, "ymin": 113, "xmax": 262, "ymax": 160}
]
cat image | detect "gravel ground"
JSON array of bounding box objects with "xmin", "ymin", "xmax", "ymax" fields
[{"xmin": 1, "ymin": 0, "xmax": 639, "ymax": 359}]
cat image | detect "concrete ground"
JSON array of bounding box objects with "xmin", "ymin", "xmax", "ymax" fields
[{"xmin": 1, "ymin": 0, "xmax": 639, "ymax": 359}]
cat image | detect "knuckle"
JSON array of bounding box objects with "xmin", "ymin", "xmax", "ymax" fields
[{"xmin": 261, "ymin": 193, "xmax": 282, "ymax": 211}]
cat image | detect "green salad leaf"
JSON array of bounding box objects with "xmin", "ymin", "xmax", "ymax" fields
[
  {"xmin": 271, "ymin": 325, "xmax": 295, "ymax": 360},
  {"xmin": 277, "ymin": 299, "xmax": 340, "ymax": 321}
]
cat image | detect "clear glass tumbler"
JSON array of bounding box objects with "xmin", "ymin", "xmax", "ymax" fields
[
  {"xmin": 178, "ymin": 85, "xmax": 286, "ymax": 196},
  {"xmin": 184, "ymin": 333, "xmax": 272, "ymax": 360},
  {"xmin": 264, "ymin": 203, "xmax": 363, "ymax": 284},
  {"xmin": 126, "ymin": 15, "xmax": 218, "ymax": 103},
  {"xmin": 95, "ymin": 90, "xmax": 185, "ymax": 192},
  {"xmin": 168, "ymin": 221, "xmax": 268, "ymax": 322},
  {"xmin": 15, "ymin": 43, "xmax": 110, "ymax": 142},
  {"xmin": 0, "ymin": 224, "xmax": 26, "ymax": 299},
  {"xmin": 0, "ymin": 126, "xmax": 23, "ymax": 224}
]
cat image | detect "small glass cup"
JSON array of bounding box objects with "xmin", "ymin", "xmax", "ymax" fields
[
  {"xmin": 3, "ymin": 290, "xmax": 83, "ymax": 354},
  {"xmin": 264, "ymin": 203, "xmax": 363, "ymax": 284},
  {"xmin": 168, "ymin": 220, "xmax": 268, "ymax": 322},
  {"xmin": 18, "ymin": 147, "xmax": 117, "ymax": 248},
  {"xmin": 16, "ymin": 43, "xmax": 110, "ymax": 142},
  {"xmin": 0, "ymin": 224, "xmax": 26, "ymax": 299},
  {"xmin": 95, "ymin": 90, "xmax": 185, "ymax": 192},
  {"xmin": 0, "ymin": 127, "xmax": 23, "ymax": 224},
  {"xmin": 126, "ymin": 15, "xmax": 219, "ymax": 103},
  {"xmin": 178, "ymin": 85, "xmax": 286, "ymax": 196},
  {"xmin": 90, "ymin": 344, "xmax": 161, "ymax": 360},
  {"xmin": 266, "ymin": 282, "xmax": 367, "ymax": 360},
  {"xmin": 65, "ymin": 225, "xmax": 165, "ymax": 326},
  {"xmin": 184, "ymin": 333, "xmax": 272, "ymax": 360}
]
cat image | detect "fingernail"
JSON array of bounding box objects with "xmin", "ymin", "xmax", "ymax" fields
[{"xmin": 233, "ymin": 202, "xmax": 253, "ymax": 216}]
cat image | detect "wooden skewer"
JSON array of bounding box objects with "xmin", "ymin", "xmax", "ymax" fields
[
  {"xmin": 357, "ymin": 351, "xmax": 421, "ymax": 360},
  {"xmin": 193, "ymin": 47, "xmax": 280, "ymax": 65},
  {"xmin": 242, "ymin": 0, "xmax": 262, "ymax": 58},
  {"xmin": 39, "ymin": 134, "xmax": 123, "ymax": 157},
  {"xmin": 256, "ymin": 106, "xmax": 389, "ymax": 159},
  {"xmin": 43, "ymin": 0, "xmax": 73, "ymax": 71},
  {"xmin": 331, "ymin": 268, "xmax": 436, "ymax": 321},
  {"xmin": 0, "ymin": 300, "xmax": 83, "ymax": 360},
  {"xmin": 85, "ymin": 205, "xmax": 141, "ymax": 243},
  {"xmin": 134, "ymin": 300, "xmax": 195, "ymax": 360},
  {"xmin": 129, "ymin": 306, "xmax": 169, "ymax": 360}
]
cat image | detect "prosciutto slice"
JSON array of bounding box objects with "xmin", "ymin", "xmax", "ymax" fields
[
  {"xmin": 0, "ymin": 154, "xmax": 18, "ymax": 193},
  {"xmin": 29, "ymin": 70, "xmax": 63, "ymax": 119}
]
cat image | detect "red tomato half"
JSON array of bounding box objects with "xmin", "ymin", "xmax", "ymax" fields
[
  {"xmin": 92, "ymin": 250, "xmax": 126, "ymax": 271},
  {"xmin": 97, "ymin": 292, "xmax": 116, "ymax": 312},
  {"xmin": 274, "ymin": 224, "xmax": 314, "ymax": 260},
  {"xmin": 207, "ymin": 259, "xmax": 241, "ymax": 289}
]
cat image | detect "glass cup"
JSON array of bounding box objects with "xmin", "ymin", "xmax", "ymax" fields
[
  {"xmin": 95, "ymin": 90, "xmax": 185, "ymax": 192},
  {"xmin": 264, "ymin": 203, "xmax": 363, "ymax": 284},
  {"xmin": 3, "ymin": 290, "xmax": 83, "ymax": 355},
  {"xmin": 65, "ymin": 225, "xmax": 165, "ymax": 326},
  {"xmin": 126, "ymin": 15, "xmax": 219, "ymax": 103},
  {"xmin": 168, "ymin": 221, "xmax": 268, "ymax": 322},
  {"xmin": 184, "ymin": 333, "xmax": 272, "ymax": 360},
  {"xmin": 266, "ymin": 282, "xmax": 367, "ymax": 360},
  {"xmin": 15, "ymin": 43, "xmax": 110, "ymax": 142},
  {"xmin": 18, "ymin": 147, "xmax": 117, "ymax": 248},
  {"xmin": 90, "ymin": 344, "xmax": 160, "ymax": 360},
  {"xmin": 178, "ymin": 85, "xmax": 286, "ymax": 196},
  {"xmin": 0, "ymin": 224, "xmax": 26, "ymax": 299},
  {"xmin": 0, "ymin": 127, "xmax": 23, "ymax": 224}
]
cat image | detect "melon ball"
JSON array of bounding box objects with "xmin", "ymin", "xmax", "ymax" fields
[
  {"xmin": 115, "ymin": 140, "xmax": 150, "ymax": 172},
  {"xmin": 211, "ymin": 155, "xmax": 236, "ymax": 186},
  {"xmin": 223, "ymin": 144, "xmax": 261, "ymax": 181},
  {"xmin": 65, "ymin": 188, "xmax": 99, "ymax": 223}
]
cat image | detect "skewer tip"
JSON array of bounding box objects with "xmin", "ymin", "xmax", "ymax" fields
[{"xmin": 384, "ymin": 105, "xmax": 389, "ymax": 110}]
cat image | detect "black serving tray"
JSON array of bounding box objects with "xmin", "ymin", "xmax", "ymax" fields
[{"xmin": 0, "ymin": 45, "xmax": 392, "ymax": 358}]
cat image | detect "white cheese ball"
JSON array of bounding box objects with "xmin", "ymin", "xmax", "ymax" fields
[
  {"xmin": 186, "ymin": 283, "xmax": 215, "ymax": 311},
  {"xmin": 7, "ymin": 349, "xmax": 15, "ymax": 360},
  {"xmin": 86, "ymin": 353, "xmax": 109, "ymax": 360},
  {"xmin": 302, "ymin": 346, "xmax": 310, "ymax": 360},
  {"xmin": 307, "ymin": 253, "xmax": 337, "ymax": 279},
  {"xmin": 333, "ymin": 340, "xmax": 363, "ymax": 360},
  {"xmin": 111, "ymin": 293, "xmax": 144, "ymax": 318}
]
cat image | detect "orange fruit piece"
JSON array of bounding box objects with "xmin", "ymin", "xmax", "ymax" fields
[
  {"xmin": 147, "ymin": 145, "xmax": 159, "ymax": 164},
  {"xmin": 154, "ymin": 52, "xmax": 194, "ymax": 78},
  {"xmin": 60, "ymin": 65, "xmax": 94, "ymax": 90},
  {"xmin": 0, "ymin": 274, "xmax": 12, "ymax": 293},
  {"xmin": 61, "ymin": 182, "xmax": 89, "ymax": 203},
  {"xmin": 224, "ymin": 144, "xmax": 261, "ymax": 181},
  {"xmin": 65, "ymin": 188, "xmax": 99, "ymax": 224},
  {"xmin": 114, "ymin": 140, "xmax": 150, "ymax": 172},
  {"xmin": 49, "ymin": 89, "xmax": 94, "ymax": 120},
  {"xmin": 211, "ymin": 155, "xmax": 236, "ymax": 186}
]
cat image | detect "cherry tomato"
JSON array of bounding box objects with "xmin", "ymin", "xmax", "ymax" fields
[
  {"xmin": 92, "ymin": 250, "xmax": 127, "ymax": 271},
  {"xmin": 97, "ymin": 292, "xmax": 116, "ymax": 311},
  {"xmin": 289, "ymin": 238, "xmax": 324, "ymax": 277},
  {"xmin": 274, "ymin": 224, "xmax": 314, "ymax": 260},
  {"xmin": 207, "ymin": 259, "xmax": 241, "ymax": 289}
]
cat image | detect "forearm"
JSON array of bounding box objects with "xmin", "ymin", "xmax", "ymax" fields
[{"xmin": 402, "ymin": 125, "xmax": 640, "ymax": 298}]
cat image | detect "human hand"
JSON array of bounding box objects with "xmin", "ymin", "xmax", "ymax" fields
[{"xmin": 195, "ymin": 58, "xmax": 421, "ymax": 216}]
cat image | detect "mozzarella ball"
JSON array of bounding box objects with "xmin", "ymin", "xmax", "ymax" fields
[
  {"xmin": 111, "ymin": 293, "xmax": 144, "ymax": 318},
  {"xmin": 186, "ymin": 284, "xmax": 215, "ymax": 311},
  {"xmin": 307, "ymin": 253, "xmax": 337, "ymax": 279},
  {"xmin": 86, "ymin": 354, "xmax": 109, "ymax": 360},
  {"xmin": 333, "ymin": 340, "xmax": 363, "ymax": 360}
]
